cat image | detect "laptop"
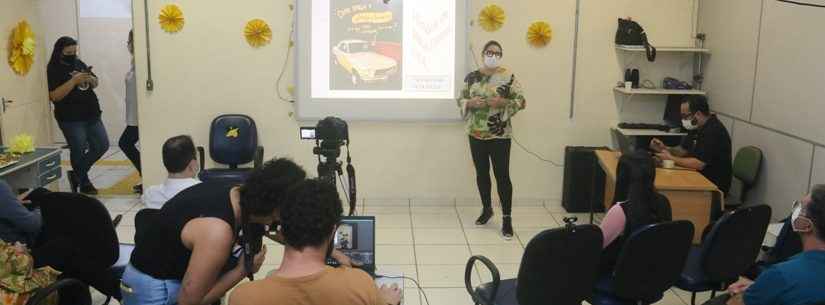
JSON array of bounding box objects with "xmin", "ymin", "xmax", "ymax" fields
[{"xmin": 327, "ymin": 216, "xmax": 376, "ymax": 276}]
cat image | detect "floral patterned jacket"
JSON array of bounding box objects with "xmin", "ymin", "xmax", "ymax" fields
[{"xmin": 457, "ymin": 68, "xmax": 526, "ymax": 140}]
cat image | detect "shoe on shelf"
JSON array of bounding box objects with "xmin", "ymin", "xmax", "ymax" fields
[
  {"xmin": 475, "ymin": 208, "xmax": 494, "ymax": 225},
  {"xmin": 502, "ymin": 215, "xmax": 514, "ymax": 240},
  {"xmin": 79, "ymin": 183, "xmax": 98, "ymax": 195}
]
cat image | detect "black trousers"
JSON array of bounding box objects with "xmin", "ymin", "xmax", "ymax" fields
[
  {"xmin": 118, "ymin": 125, "xmax": 141, "ymax": 174},
  {"xmin": 469, "ymin": 137, "xmax": 513, "ymax": 215}
]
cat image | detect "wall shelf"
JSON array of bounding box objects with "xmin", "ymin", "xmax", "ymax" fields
[
  {"xmin": 614, "ymin": 87, "xmax": 707, "ymax": 96},
  {"xmin": 615, "ymin": 45, "xmax": 711, "ymax": 54}
]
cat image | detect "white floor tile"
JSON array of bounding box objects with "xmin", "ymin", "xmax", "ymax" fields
[
  {"xmin": 414, "ymin": 228, "xmax": 466, "ymax": 245},
  {"xmin": 419, "ymin": 288, "xmax": 475, "ymax": 305},
  {"xmin": 469, "ymin": 244, "xmax": 524, "ymax": 264},
  {"xmin": 515, "ymin": 229, "xmax": 548, "ymax": 246},
  {"xmin": 410, "ymin": 206, "xmax": 457, "ymax": 215},
  {"xmin": 376, "ymin": 214, "xmax": 413, "ymax": 228},
  {"xmin": 364, "ymin": 206, "xmax": 411, "ymax": 215},
  {"xmin": 365, "ymin": 198, "xmax": 409, "ymax": 206},
  {"xmin": 376, "ymin": 245, "xmax": 417, "ymax": 265},
  {"xmin": 116, "ymin": 211, "xmax": 138, "ymax": 226},
  {"xmin": 415, "ymin": 245, "xmax": 470, "ymax": 265},
  {"xmin": 545, "ymin": 200, "xmax": 567, "ymax": 213},
  {"xmin": 375, "ymin": 265, "xmax": 419, "ymax": 288},
  {"xmin": 116, "ymin": 226, "xmax": 136, "ymax": 244},
  {"xmin": 377, "ymin": 228, "xmax": 414, "ymax": 245},
  {"xmin": 417, "ymin": 264, "xmax": 475, "ymax": 288},
  {"xmin": 412, "ymin": 213, "xmax": 461, "ymax": 229},
  {"xmin": 474, "ymin": 262, "xmax": 521, "ymax": 283},
  {"xmin": 410, "ymin": 198, "xmax": 454, "ymax": 207},
  {"xmin": 102, "ymin": 198, "xmax": 139, "ymax": 212},
  {"xmin": 464, "ymin": 228, "xmax": 519, "ymax": 245}
]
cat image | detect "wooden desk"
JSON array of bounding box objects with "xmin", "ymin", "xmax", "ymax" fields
[
  {"xmin": 0, "ymin": 147, "xmax": 62, "ymax": 190},
  {"xmin": 595, "ymin": 150, "xmax": 722, "ymax": 243}
]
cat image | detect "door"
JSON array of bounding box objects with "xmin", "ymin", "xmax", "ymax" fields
[{"xmin": 0, "ymin": 0, "xmax": 53, "ymax": 146}]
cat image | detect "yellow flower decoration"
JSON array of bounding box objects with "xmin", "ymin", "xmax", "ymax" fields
[
  {"xmin": 527, "ymin": 21, "xmax": 553, "ymax": 47},
  {"xmin": 244, "ymin": 19, "xmax": 272, "ymax": 48},
  {"xmin": 478, "ymin": 4, "xmax": 506, "ymax": 32},
  {"xmin": 7, "ymin": 20, "xmax": 36, "ymax": 75},
  {"xmin": 158, "ymin": 4, "xmax": 185, "ymax": 33},
  {"xmin": 8, "ymin": 134, "xmax": 35, "ymax": 154}
]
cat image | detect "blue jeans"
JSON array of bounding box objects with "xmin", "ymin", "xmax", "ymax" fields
[
  {"xmin": 57, "ymin": 119, "xmax": 109, "ymax": 184},
  {"xmin": 121, "ymin": 264, "xmax": 181, "ymax": 305}
]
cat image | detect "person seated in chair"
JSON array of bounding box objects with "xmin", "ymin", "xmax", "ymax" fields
[
  {"xmin": 0, "ymin": 180, "xmax": 41, "ymax": 245},
  {"xmin": 229, "ymin": 179, "xmax": 401, "ymax": 305},
  {"xmin": 143, "ymin": 135, "xmax": 201, "ymax": 209},
  {"xmin": 599, "ymin": 152, "xmax": 671, "ymax": 274},
  {"xmin": 724, "ymin": 185, "xmax": 825, "ymax": 305}
]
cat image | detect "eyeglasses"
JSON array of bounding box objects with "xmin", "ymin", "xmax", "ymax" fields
[
  {"xmin": 793, "ymin": 200, "xmax": 807, "ymax": 217},
  {"xmin": 484, "ymin": 50, "xmax": 502, "ymax": 58}
]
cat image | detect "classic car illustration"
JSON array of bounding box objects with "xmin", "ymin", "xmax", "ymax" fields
[{"xmin": 332, "ymin": 39, "xmax": 399, "ymax": 85}]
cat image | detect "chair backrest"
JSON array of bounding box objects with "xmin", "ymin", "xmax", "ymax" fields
[
  {"xmin": 517, "ymin": 224, "xmax": 603, "ymax": 305},
  {"xmin": 134, "ymin": 208, "xmax": 161, "ymax": 246},
  {"xmin": 700, "ymin": 205, "xmax": 772, "ymax": 283},
  {"xmin": 769, "ymin": 216, "xmax": 803, "ymax": 263},
  {"xmin": 732, "ymin": 146, "xmax": 763, "ymax": 187},
  {"xmin": 208, "ymin": 114, "xmax": 258, "ymax": 166},
  {"xmin": 612, "ymin": 221, "xmax": 695, "ymax": 302},
  {"xmin": 37, "ymin": 192, "xmax": 119, "ymax": 269}
]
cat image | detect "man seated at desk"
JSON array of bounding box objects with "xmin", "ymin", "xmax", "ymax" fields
[{"xmin": 650, "ymin": 96, "xmax": 732, "ymax": 194}]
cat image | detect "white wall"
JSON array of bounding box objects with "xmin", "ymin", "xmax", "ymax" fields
[
  {"xmin": 132, "ymin": 0, "xmax": 697, "ymax": 203},
  {"xmin": 699, "ymin": 0, "xmax": 825, "ymax": 219}
]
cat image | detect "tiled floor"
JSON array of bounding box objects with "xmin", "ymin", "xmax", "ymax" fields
[{"xmin": 74, "ymin": 148, "xmax": 697, "ymax": 305}]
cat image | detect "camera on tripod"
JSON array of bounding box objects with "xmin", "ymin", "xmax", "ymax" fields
[{"xmin": 300, "ymin": 117, "xmax": 357, "ymax": 215}]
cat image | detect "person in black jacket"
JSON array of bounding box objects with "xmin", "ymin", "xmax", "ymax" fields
[{"xmin": 47, "ymin": 36, "xmax": 108, "ymax": 195}]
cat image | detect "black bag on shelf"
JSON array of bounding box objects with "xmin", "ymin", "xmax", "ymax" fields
[{"xmin": 615, "ymin": 18, "xmax": 657, "ymax": 62}]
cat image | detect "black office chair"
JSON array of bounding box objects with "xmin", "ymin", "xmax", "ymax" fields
[
  {"xmin": 677, "ymin": 205, "xmax": 772, "ymax": 305},
  {"xmin": 745, "ymin": 216, "xmax": 803, "ymax": 279},
  {"xmin": 589, "ymin": 221, "xmax": 695, "ymax": 305},
  {"xmin": 28, "ymin": 192, "xmax": 132, "ymax": 305},
  {"xmin": 198, "ymin": 114, "xmax": 264, "ymax": 184},
  {"xmin": 465, "ymin": 219, "xmax": 603, "ymax": 305}
]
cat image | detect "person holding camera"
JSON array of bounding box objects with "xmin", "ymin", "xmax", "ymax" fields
[
  {"xmin": 457, "ymin": 40, "xmax": 527, "ymax": 239},
  {"xmin": 47, "ymin": 36, "xmax": 108, "ymax": 195},
  {"xmin": 229, "ymin": 179, "xmax": 401, "ymax": 305}
]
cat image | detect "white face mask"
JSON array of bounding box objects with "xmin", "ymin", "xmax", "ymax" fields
[
  {"xmin": 484, "ymin": 55, "xmax": 501, "ymax": 69},
  {"xmin": 791, "ymin": 202, "xmax": 812, "ymax": 232},
  {"xmin": 682, "ymin": 119, "xmax": 697, "ymax": 130}
]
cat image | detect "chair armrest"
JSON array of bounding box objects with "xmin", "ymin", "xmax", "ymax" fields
[
  {"xmin": 465, "ymin": 255, "xmax": 500, "ymax": 305},
  {"xmin": 25, "ymin": 278, "xmax": 86, "ymax": 305},
  {"xmin": 254, "ymin": 146, "xmax": 264, "ymax": 169},
  {"xmin": 197, "ymin": 146, "xmax": 206, "ymax": 171}
]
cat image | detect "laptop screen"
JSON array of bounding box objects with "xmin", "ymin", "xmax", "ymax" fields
[{"xmin": 332, "ymin": 216, "xmax": 375, "ymax": 273}]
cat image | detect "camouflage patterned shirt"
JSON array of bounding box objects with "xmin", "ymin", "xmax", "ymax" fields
[{"xmin": 457, "ymin": 68, "xmax": 526, "ymax": 140}]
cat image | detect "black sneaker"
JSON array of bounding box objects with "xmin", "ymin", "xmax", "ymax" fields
[
  {"xmin": 502, "ymin": 216, "xmax": 514, "ymax": 240},
  {"xmin": 133, "ymin": 184, "xmax": 143, "ymax": 194},
  {"xmin": 475, "ymin": 208, "xmax": 494, "ymax": 225},
  {"xmin": 79, "ymin": 183, "xmax": 98, "ymax": 195}
]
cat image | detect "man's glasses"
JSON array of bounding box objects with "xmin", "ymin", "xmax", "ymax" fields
[{"xmin": 484, "ymin": 50, "xmax": 502, "ymax": 58}]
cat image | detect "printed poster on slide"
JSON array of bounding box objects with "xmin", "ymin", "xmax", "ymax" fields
[{"xmin": 314, "ymin": 0, "xmax": 456, "ymax": 100}]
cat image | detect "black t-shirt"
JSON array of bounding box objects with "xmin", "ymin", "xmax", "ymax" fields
[
  {"xmin": 679, "ymin": 115, "xmax": 733, "ymax": 194},
  {"xmin": 130, "ymin": 182, "xmax": 238, "ymax": 280},
  {"xmin": 47, "ymin": 60, "xmax": 102, "ymax": 122}
]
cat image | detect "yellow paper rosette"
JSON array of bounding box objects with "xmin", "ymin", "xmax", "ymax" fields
[
  {"xmin": 527, "ymin": 21, "xmax": 552, "ymax": 47},
  {"xmin": 8, "ymin": 20, "xmax": 36, "ymax": 75},
  {"xmin": 159, "ymin": 4, "xmax": 185, "ymax": 33},
  {"xmin": 478, "ymin": 4, "xmax": 506, "ymax": 32},
  {"xmin": 8, "ymin": 134, "xmax": 35, "ymax": 154},
  {"xmin": 244, "ymin": 19, "xmax": 272, "ymax": 48}
]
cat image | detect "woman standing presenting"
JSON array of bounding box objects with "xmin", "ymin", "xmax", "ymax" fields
[
  {"xmin": 458, "ymin": 40, "xmax": 526, "ymax": 239},
  {"xmin": 47, "ymin": 37, "xmax": 109, "ymax": 195}
]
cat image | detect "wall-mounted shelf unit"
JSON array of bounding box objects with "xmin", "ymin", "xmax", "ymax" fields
[{"xmin": 613, "ymin": 87, "xmax": 707, "ymax": 96}]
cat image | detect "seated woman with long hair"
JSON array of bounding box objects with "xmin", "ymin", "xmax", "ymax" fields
[{"xmin": 599, "ymin": 151, "xmax": 672, "ymax": 273}]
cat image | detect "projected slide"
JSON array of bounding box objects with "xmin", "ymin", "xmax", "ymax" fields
[{"xmin": 311, "ymin": 0, "xmax": 456, "ymax": 100}]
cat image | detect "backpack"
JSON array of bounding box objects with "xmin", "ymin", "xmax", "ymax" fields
[{"xmin": 615, "ymin": 18, "xmax": 657, "ymax": 62}]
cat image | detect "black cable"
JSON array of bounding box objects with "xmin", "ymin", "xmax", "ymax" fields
[
  {"xmin": 276, "ymin": 4, "xmax": 296, "ymax": 102},
  {"xmin": 337, "ymin": 173, "xmax": 354, "ymax": 215},
  {"xmin": 511, "ymin": 136, "xmax": 564, "ymax": 167},
  {"xmin": 375, "ymin": 275, "xmax": 430, "ymax": 305},
  {"xmin": 777, "ymin": 0, "xmax": 825, "ymax": 8}
]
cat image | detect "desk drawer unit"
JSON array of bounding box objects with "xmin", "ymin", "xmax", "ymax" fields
[
  {"xmin": 39, "ymin": 167, "xmax": 62, "ymax": 186},
  {"xmin": 38, "ymin": 154, "xmax": 61, "ymax": 173}
]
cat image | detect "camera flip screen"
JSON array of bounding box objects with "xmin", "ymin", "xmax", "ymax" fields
[{"xmin": 300, "ymin": 127, "xmax": 316, "ymax": 140}]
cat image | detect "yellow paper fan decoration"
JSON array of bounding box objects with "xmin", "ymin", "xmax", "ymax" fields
[
  {"xmin": 244, "ymin": 19, "xmax": 272, "ymax": 48},
  {"xmin": 158, "ymin": 4, "xmax": 185, "ymax": 33},
  {"xmin": 7, "ymin": 20, "xmax": 36, "ymax": 75},
  {"xmin": 527, "ymin": 21, "xmax": 553, "ymax": 47},
  {"xmin": 478, "ymin": 4, "xmax": 506, "ymax": 32}
]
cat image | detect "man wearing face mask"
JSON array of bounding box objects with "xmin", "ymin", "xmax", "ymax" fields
[
  {"xmin": 650, "ymin": 96, "xmax": 732, "ymax": 196},
  {"xmin": 143, "ymin": 135, "xmax": 201, "ymax": 209},
  {"xmin": 722, "ymin": 185, "xmax": 825, "ymax": 305}
]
